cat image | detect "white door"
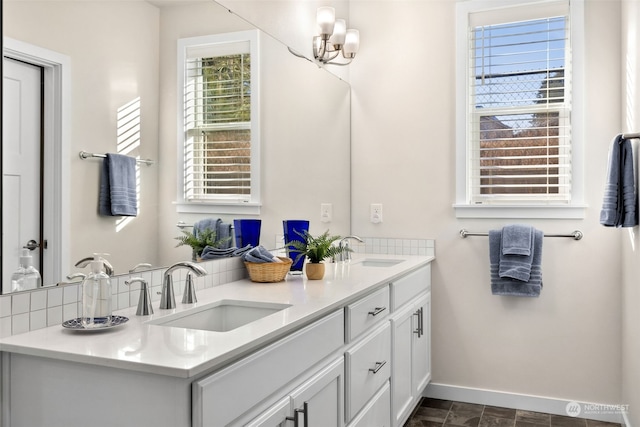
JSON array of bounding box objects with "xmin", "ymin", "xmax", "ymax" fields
[{"xmin": 2, "ymin": 57, "xmax": 43, "ymax": 293}]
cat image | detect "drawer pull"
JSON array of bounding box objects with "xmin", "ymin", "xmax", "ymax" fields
[
  {"xmin": 368, "ymin": 306, "xmax": 387, "ymax": 316},
  {"xmin": 368, "ymin": 360, "xmax": 387, "ymax": 374}
]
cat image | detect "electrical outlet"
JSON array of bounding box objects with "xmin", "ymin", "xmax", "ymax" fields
[
  {"xmin": 321, "ymin": 203, "xmax": 333, "ymax": 223},
  {"xmin": 370, "ymin": 203, "xmax": 383, "ymax": 223}
]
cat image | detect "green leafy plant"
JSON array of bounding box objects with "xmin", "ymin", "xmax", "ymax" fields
[
  {"xmin": 174, "ymin": 228, "xmax": 230, "ymax": 258},
  {"xmin": 285, "ymin": 230, "xmax": 352, "ymax": 264}
]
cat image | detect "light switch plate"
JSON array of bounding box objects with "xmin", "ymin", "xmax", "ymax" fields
[{"xmin": 321, "ymin": 203, "xmax": 332, "ymax": 223}]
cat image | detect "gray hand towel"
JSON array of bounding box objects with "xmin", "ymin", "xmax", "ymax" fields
[
  {"xmin": 499, "ymin": 225, "xmax": 535, "ymax": 281},
  {"xmin": 193, "ymin": 218, "xmax": 220, "ymax": 239},
  {"xmin": 242, "ymin": 245, "xmax": 278, "ymax": 263},
  {"xmin": 501, "ymin": 224, "xmax": 532, "ymax": 256},
  {"xmin": 600, "ymin": 134, "xmax": 638, "ymax": 227},
  {"xmin": 98, "ymin": 153, "xmax": 137, "ymax": 216},
  {"xmin": 216, "ymin": 221, "xmax": 233, "ymax": 249},
  {"xmin": 489, "ymin": 229, "xmax": 543, "ymax": 297}
]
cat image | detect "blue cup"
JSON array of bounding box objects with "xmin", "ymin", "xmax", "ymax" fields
[
  {"xmin": 233, "ymin": 219, "xmax": 262, "ymax": 248},
  {"xmin": 283, "ymin": 220, "xmax": 310, "ymax": 272}
]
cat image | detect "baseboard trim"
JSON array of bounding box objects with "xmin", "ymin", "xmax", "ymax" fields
[{"xmin": 424, "ymin": 383, "xmax": 626, "ymax": 424}]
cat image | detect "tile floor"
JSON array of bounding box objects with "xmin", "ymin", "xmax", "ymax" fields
[{"xmin": 404, "ymin": 398, "xmax": 622, "ymax": 427}]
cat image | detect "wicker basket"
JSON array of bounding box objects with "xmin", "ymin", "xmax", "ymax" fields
[{"xmin": 245, "ymin": 257, "xmax": 293, "ymax": 283}]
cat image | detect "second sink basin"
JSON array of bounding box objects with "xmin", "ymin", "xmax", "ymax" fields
[
  {"xmin": 149, "ymin": 300, "xmax": 291, "ymax": 332},
  {"xmin": 355, "ymin": 258, "xmax": 405, "ymax": 267}
]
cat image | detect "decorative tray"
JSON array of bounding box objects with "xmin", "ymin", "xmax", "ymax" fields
[{"xmin": 62, "ymin": 315, "xmax": 129, "ymax": 331}]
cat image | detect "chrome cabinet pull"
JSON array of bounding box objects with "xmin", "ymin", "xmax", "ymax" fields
[
  {"xmin": 369, "ymin": 360, "xmax": 387, "ymax": 374},
  {"xmin": 368, "ymin": 306, "xmax": 386, "ymax": 316},
  {"xmin": 286, "ymin": 402, "xmax": 309, "ymax": 427},
  {"xmin": 419, "ymin": 307, "xmax": 424, "ymax": 337},
  {"xmin": 413, "ymin": 309, "xmax": 421, "ymax": 337}
]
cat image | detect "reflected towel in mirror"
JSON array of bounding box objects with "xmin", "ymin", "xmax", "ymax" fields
[{"xmin": 98, "ymin": 153, "xmax": 137, "ymax": 216}]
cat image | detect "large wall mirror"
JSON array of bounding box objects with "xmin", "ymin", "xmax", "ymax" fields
[{"xmin": 1, "ymin": 0, "xmax": 351, "ymax": 294}]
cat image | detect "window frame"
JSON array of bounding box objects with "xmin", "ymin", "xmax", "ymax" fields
[
  {"xmin": 454, "ymin": 0, "xmax": 585, "ymax": 219},
  {"xmin": 175, "ymin": 30, "xmax": 261, "ymax": 215}
]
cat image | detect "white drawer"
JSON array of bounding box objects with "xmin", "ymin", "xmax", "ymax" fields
[
  {"xmin": 192, "ymin": 309, "xmax": 344, "ymax": 427},
  {"xmin": 391, "ymin": 264, "xmax": 431, "ymax": 311},
  {"xmin": 346, "ymin": 286, "xmax": 390, "ymax": 342},
  {"xmin": 348, "ymin": 381, "xmax": 391, "ymax": 427},
  {"xmin": 345, "ymin": 322, "xmax": 391, "ymax": 422}
]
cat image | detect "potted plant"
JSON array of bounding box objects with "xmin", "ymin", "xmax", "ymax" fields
[
  {"xmin": 175, "ymin": 228, "xmax": 230, "ymax": 261},
  {"xmin": 285, "ymin": 230, "xmax": 351, "ymax": 280}
]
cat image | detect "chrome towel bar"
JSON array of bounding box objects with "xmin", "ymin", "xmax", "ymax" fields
[
  {"xmin": 459, "ymin": 229, "xmax": 583, "ymax": 241},
  {"xmin": 622, "ymin": 132, "xmax": 640, "ymax": 139},
  {"xmin": 79, "ymin": 150, "xmax": 154, "ymax": 166}
]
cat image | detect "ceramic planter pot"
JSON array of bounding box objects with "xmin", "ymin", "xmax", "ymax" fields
[{"xmin": 305, "ymin": 263, "xmax": 325, "ymax": 280}]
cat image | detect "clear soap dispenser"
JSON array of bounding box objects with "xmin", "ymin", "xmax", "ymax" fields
[
  {"xmin": 81, "ymin": 253, "xmax": 112, "ymax": 328},
  {"xmin": 10, "ymin": 249, "xmax": 42, "ymax": 292}
]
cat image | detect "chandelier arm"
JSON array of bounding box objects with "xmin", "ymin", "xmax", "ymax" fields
[{"xmin": 324, "ymin": 58, "xmax": 354, "ymax": 66}]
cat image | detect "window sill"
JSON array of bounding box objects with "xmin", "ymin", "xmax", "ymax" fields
[
  {"xmin": 174, "ymin": 201, "xmax": 261, "ymax": 215},
  {"xmin": 453, "ymin": 204, "xmax": 587, "ymax": 219}
]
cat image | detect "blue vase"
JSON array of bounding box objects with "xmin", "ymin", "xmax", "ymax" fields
[
  {"xmin": 233, "ymin": 219, "xmax": 262, "ymax": 248},
  {"xmin": 283, "ymin": 220, "xmax": 309, "ymax": 272}
]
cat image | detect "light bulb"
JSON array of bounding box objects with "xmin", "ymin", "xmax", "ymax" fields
[{"xmin": 317, "ymin": 7, "xmax": 335, "ymax": 37}]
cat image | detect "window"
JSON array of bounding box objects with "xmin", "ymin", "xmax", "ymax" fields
[
  {"xmin": 455, "ymin": 0, "xmax": 585, "ymax": 219},
  {"xmin": 176, "ymin": 30, "xmax": 260, "ymax": 214}
]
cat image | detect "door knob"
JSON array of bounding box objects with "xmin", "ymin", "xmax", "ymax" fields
[{"xmin": 24, "ymin": 240, "xmax": 39, "ymax": 251}]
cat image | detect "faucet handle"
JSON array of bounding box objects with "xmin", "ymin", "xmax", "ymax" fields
[
  {"xmin": 126, "ymin": 277, "xmax": 154, "ymax": 316},
  {"xmin": 182, "ymin": 272, "xmax": 198, "ymax": 304}
]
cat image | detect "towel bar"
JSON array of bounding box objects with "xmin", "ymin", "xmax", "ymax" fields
[
  {"xmin": 622, "ymin": 132, "xmax": 640, "ymax": 139},
  {"xmin": 459, "ymin": 229, "xmax": 583, "ymax": 240},
  {"xmin": 79, "ymin": 151, "xmax": 154, "ymax": 166}
]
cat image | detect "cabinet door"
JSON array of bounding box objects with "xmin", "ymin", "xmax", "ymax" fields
[
  {"xmin": 390, "ymin": 302, "xmax": 417, "ymax": 427},
  {"xmin": 245, "ymin": 397, "xmax": 291, "ymax": 427},
  {"xmin": 412, "ymin": 292, "xmax": 431, "ymax": 396},
  {"xmin": 290, "ymin": 357, "xmax": 345, "ymax": 427}
]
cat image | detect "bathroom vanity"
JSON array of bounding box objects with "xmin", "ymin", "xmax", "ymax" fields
[{"xmin": 0, "ymin": 255, "xmax": 433, "ymax": 427}]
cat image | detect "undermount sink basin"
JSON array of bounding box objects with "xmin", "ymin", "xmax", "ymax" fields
[
  {"xmin": 355, "ymin": 258, "xmax": 405, "ymax": 267},
  {"xmin": 149, "ymin": 300, "xmax": 291, "ymax": 332}
]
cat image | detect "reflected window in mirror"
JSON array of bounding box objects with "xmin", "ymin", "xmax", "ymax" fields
[{"xmin": 176, "ymin": 30, "xmax": 261, "ymax": 215}]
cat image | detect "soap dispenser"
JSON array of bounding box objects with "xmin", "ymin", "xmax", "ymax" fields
[
  {"xmin": 10, "ymin": 249, "xmax": 42, "ymax": 292},
  {"xmin": 81, "ymin": 254, "xmax": 112, "ymax": 328}
]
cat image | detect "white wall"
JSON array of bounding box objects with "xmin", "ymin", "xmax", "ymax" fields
[
  {"xmin": 621, "ymin": 1, "xmax": 640, "ymax": 425},
  {"xmin": 3, "ymin": 1, "xmax": 161, "ymax": 277},
  {"xmin": 350, "ymin": 0, "xmax": 623, "ymax": 406}
]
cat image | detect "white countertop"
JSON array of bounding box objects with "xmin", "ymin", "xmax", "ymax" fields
[{"xmin": 0, "ymin": 254, "xmax": 433, "ymax": 379}]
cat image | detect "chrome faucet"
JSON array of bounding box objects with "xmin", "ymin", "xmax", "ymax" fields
[
  {"xmin": 126, "ymin": 277, "xmax": 154, "ymax": 316},
  {"xmin": 129, "ymin": 263, "xmax": 152, "ymax": 273},
  {"xmin": 338, "ymin": 235, "xmax": 364, "ymax": 262},
  {"xmin": 160, "ymin": 261, "xmax": 207, "ymax": 309},
  {"xmin": 75, "ymin": 257, "xmax": 114, "ymax": 276}
]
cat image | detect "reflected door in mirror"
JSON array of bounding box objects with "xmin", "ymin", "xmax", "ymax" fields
[{"xmin": 2, "ymin": 57, "xmax": 45, "ymax": 293}]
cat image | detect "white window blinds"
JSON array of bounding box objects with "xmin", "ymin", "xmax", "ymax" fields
[
  {"xmin": 183, "ymin": 43, "xmax": 252, "ymax": 201},
  {"xmin": 468, "ymin": 6, "xmax": 571, "ymax": 204}
]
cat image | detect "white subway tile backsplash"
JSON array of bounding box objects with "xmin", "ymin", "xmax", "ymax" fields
[
  {"xmin": 12, "ymin": 313, "xmax": 29, "ymax": 335},
  {"xmin": 48, "ymin": 287, "xmax": 63, "ymax": 307},
  {"xmin": 0, "ymin": 316, "xmax": 11, "ymax": 338},
  {"xmin": 0, "ymin": 238, "xmax": 435, "ymax": 337},
  {"xmin": 63, "ymin": 285, "xmax": 78, "ymax": 305},
  {"xmin": 47, "ymin": 305, "xmax": 63, "ymax": 327},
  {"xmin": 31, "ymin": 290, "xmax": 47, "ymax": 311},
  {"xmin": 0, "ymin": 296, "xmax": 11, "ymax": 318},
  {"xmin": 30, "ymin": 309, "xmax": 47, "ymax": 331},
  {"xmin": 62, "ymin": 303, "xmax": 77, "ymax": 322},
  {"xmin": 12, "ymin": 293, "xmax": 30, "ymax": 315}
]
